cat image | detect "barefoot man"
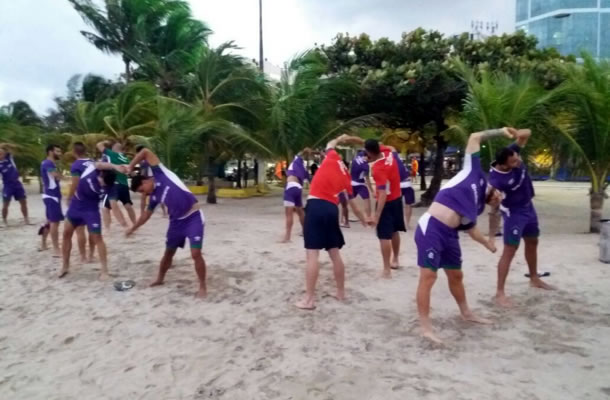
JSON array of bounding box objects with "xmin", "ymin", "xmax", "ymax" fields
[
  {"xmin": 60, "ymin": 162, "xmax": 122, "ymax": 279},
  {"xmin": 364, "ymin": 139, "xmax": 406, "ymax": 277},
  {"xmin": 281, "ymin": 149, "xmax": 310, "ymax": 242},
  {"xmin": 126, "ymin": 148, "xmax": 207, "ymax": 298},
  {"xmin": 0, "ymin": 143, "xmax": 30, "ymax": 226},
  {"xmin": 415, "ymin": 128, "xmax": 507, "ymax": 343},
  {"xmin": 349, "ymin": 150, "xmax": 374, "ymax": 217},
  {"xmin": 295, "ymin": 134, "xmax": 369, "ymax": 310},
  {"xmin": 68, "ymin": 142, "xmax": 96, "ymax": 263},
  {"xmin": 97, "ymin": 141, "xmax": 136, "ymax": 227},
  {"xmin": 489, "ymin": 128, "xmax": 555, "ymax": 307},
  {"xmin": 41, "ymin": 145, "xmax": 64, "ymax": 256}
]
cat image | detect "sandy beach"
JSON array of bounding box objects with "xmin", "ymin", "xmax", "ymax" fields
[{"xmin": 1, "ymin": 181, "xmax": 609, "ymax": 400}]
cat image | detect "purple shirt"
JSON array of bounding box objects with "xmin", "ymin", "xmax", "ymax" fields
[
  {"xmin": 70, "ymin": 159, "xmax": 94, "ymax": 177},
  {"xmin": 434, "ymin": 153, "xmax": 487, "ymax": 228},
  {"xmin": 393, "ymin": 152, "xmax": 409, "ymax": 182},
  {"xmin": 69, "ymin": 165, "xmax": 106, "ymax": 211},
  {"xmin": 148, "ymin": 164, "xmax": 198, "ymax": 220},
  {"xmin": 41, "ymin": 159, "xmax": 61, "ymax": 199},
  {"xmin": 0, "ymin": 153, "xmax": 20, "ymax": 184},
  {"xmin": 350, "ymin": 154, "xmax": 369, "ymax": 185},
  {"xmin": 489, "ymin": 144, "xmax": 535, "ymax": 209},
  {"xmin": 286, "ymin": 155, "xmax": 309, "ymax": 185}
]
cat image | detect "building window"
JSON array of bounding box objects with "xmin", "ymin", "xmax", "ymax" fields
[
  {"xmin": 517, "ymin": 0, "xmax": 529, "ymax": 22},
  {"xmin": 530, "ymin": 12, "xmax": 598, "ymax": 56},
  {"xmin": 600, "ymin": 13, "xmax": 610, "ymax": 58},
  {"xmin": 531, "ymin": 0, "xmax": 597, "ymax": 18}
]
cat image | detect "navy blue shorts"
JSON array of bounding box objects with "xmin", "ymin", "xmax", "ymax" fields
[
  {"xmin": 376, "ymin": 198, "xmax": 406, "ymax": 239},
  {"xmin": 304, "ymin": 199, "xmax": 345, "ymax": 250}
]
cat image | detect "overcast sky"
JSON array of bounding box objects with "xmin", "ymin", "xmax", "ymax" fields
[{"xmin": 0, "ymin": 0, "xmax": 515, "ymax": 115}]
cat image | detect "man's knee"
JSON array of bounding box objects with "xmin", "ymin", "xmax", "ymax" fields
[
  {"xmin": 419, "ymin": 269, "xmax": 438, "ymax": 286},
  {"xmin": 524, "ymin": 237, "xmax": 539, "ymax": 247},
  {"xmin": 190, "ymin": 248, "xmax": 203, "ymax": 260},
  {"xmin": 446, "ymin": 269, "xmax": 464, "ymax": 283},
  {"xmin": 502, "ymin": 244, "xmax": 518, "ymax": 258}
]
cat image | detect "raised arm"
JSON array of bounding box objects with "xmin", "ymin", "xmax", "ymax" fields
[
  {"xmin": 128, "ymin": 148, "xmax": 160, "ymax": 171},
  {"xmin": 465, "ymin": 128, "xmax": 513, "ymax": 154},
  {"xmin": 96, "ymin": 141, "xmax": 109, "ymax": 154},
  {"xmin": 514, "ymin": 128, "xmax": 531, "ymax": 148},
  {"xmin": 95, "ymin": 161, "xmax": 129, "ymax": 173},
  {"xmin": 326, "ymin": 134, "xmax": 365, "ymax": 150}
]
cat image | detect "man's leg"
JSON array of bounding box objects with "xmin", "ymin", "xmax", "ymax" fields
[
  {"xmin": 191, "ymin": 248, "xmax": 207, "ymax": 298},
  {"xmin": 390, "ymin": 232, "xmax": 400, "ymax": 269},
  {"xmin": 124, "ymin": 203, "xmax": 137, "ymax": 225},
  {"xmin": 416, "ymin": 267, "xmax": 441, "ymax": 343},
  {"xmin": 150, "ymin": 248, "xmax": 177, "ymax": 287},
  {"xmin": 495, "ymin": 244, "xmax": 518, "ymax": 307},
  {"xmin": 90, "ymin": 233, "xmax": 109, "ymax": 280},
  {"xmin": 380, "ymin": 239, "xmax": 392, "ymax": 279},
  {"xmin": 50, "ymin": 222, "xmax": 61, "ymax": 257},
  {"xmin": 88, "ymin": 232, "xmax": 96, "ymax": 262},
  {"xmin": 281, "ymin": 207, "xmax": 295, "ymax": 242},
  {"xmin": 1, "ymin": 199, "xmax": 9, "ymax": 226},
  {"xmin": 102, "ymin": 204, "xmax": 112, "ymax": 230},
  {"xmin": 404, "ymin": 204, "xmax": 412, "ymax": 229},
  {"xmin": 18, "ymin": 198, "xmax": 30, "ymax": 225},
  {"xmin": 295, "ymin": 249, "xmax": 320, "ymax": 310},
  {"xmin": 40, "ymin": 224, "xmax": 49, "ymax": 251},
  {"xmin": 445, "ymin": 269, "xmax": 492, "ymax": 324},
  {"xmin": 110, "ymin": 200, "xmax": 128, "ymax": 227},
  {"xmin": 60, "ymin": 221, "xmax": 75, "ymax": 278},
  {"xmin": 327, "ymin": 248, "xmax": 345, "ymax": 300},
  {"xmin": 296, "ymin": 207, "xmax": 305, "ymax": 234},
  {"xmin": 140, "ymin": 193, "xmax": 147, "ymax": 219},
  {"xmin": 75, "ymin": 226, "xmax": 87, "ymax": 263},
  {"xmin": 524, "ymin": 237, "xmax": 555, "ymax": 290},
  {"xmin": 340, "ymin": 203, "xmax": 350, "ymax": 227}
]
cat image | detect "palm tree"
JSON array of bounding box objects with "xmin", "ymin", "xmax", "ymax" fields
[
  {"xmin": 131, "ymin": 9, "xmax": 211, "ymax": 95},
  {"xmin": 103, "ymin": 82, "xmax": 158, "ymax": 147},
  {"xmin": 182, "ymin": 43, "xmax": 271, "ymax": 203},
  {"xmin": 550, "ymin": 52, "xmax": 610, "ymax": 233},
  {"xmin": 68, "ymin": 0, "xmax": 189, "ymax": 81}
]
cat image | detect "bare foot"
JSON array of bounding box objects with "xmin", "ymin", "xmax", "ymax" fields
[
  {"xmin": 195, "ymin": 288, "xmax": 207, "ymax": 298},
  {"xmin": 494, "ymin": 294, "xmax": 514, "ymax": 308},
  {"xmin": 53, "ymin": 250, "xmax": 61, "ymax": 258},
  {"xmin": 150, "ymin": 280, "xmax": 164, "ymax": 287},
  {"xmin": 530, "ymin": 278, "xmax": 556, "ymax": 291},
  {"xmin": 390, "ymin": 259, "xmax": 400, "ymax": 270},
  {"xmin": 341, "ymin": 223, "xmax": 350, "ymax": 228},
  {"xmin": 295, "ymin": 298, "xmax": 316, "ymax": 310},
  {"xmin": 461, "ymin": 312, "xmax": 493, "ymax": 324},
  {"xmin": 86, "ymin": 257, "xmax": 97, "ymax": 264},
  {"xmin": 98, "ymin": 272, "xmax": 110, "ymax": 281},
  {"xmin": 334, "ymin": 290, "xmax": 346, "ymax": 301},
  {"xmin": 380, "ymin": 270, "xmax": 392, "ymax": 279},
  {"xmin": 58, "ymin": 269, "xmax": 69, "ymax": 278},
  {"xmin": 421, "ymin": 328, "xmax": 443, "ymax": 344},
  {"xmin": 25, "ymin": 219, "xmax": 34, "ymax": 226},
  {"xmin": 80, "ymin": 257, "xmax": 88, "ymax": 264},
  {"xmin": 38, "ymin": 246, "xmax": 49, "ymax": 252},
  {"xmin": 279, "ymin": 238, "xmax": 291, "ymax": 243}
]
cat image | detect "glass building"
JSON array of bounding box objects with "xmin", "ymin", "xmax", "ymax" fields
[{"xmin": 516, "ymin": 0, "xmax": 610, "ymax": 57}]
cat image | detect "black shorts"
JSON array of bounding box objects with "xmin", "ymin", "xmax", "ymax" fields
[
  {"xmin": 104, "ymin": 184, "xmax": 132, "ymax": 209},
  {"xmin": 304, "ymin": 199, "xmax": 345, "ymax": 251},
  {"xmin": 376, "ymin": 198, "xmax": 406, "ymax": 239}
]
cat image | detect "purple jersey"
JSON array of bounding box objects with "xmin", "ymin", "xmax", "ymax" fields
[
  {"xmin": 148, "ymin": 164, "xmax": 198, "ymax": 220},
  {"xmin": 41, "ymin": 159, "xmax": 61, "ymax": 199},
  {"xmin": 392, "ymin": 152, "xmax": 410, "ymax": 182},
  {"xmin": 0, "ymin": 153, "xmax": 20, "ymax": 184},
  {"xmin": 489, "ymin": 143, "xmax": 535, "ymax": 209},
  {"xmin": 69, "ymin": 165, "xmax": 106, "ymax": 211},
  {"xmin": 350, "ymin": 153, "xmax": 369, "ymax": 185},
  {"xmin": 70, "ymin": 158, "xmax": 94, "ymax": 177},
  {"xmin": 434, "ymin": 153, "xmax": 487, "ymax": 228},
  {"xmin": 286, "ymin": 155, "xmax": 309, "ymax": 185}
]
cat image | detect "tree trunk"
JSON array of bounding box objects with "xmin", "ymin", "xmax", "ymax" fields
[
  {"xmin": 420, "ymin": 136, "xmax": 447, "ymax": 206},
  {"xmin": 207, "ymin": 175, "xmax": 217, "ymax": 204},
  {"xmin": 236, "ymin": 157, "xmax": 242, "ymax": 188},
  {"xmin": 419, "ymin": 151, "xmax": 427, "ymax": 191},
  {"xmin": 254, "ymin": 159, "xmax": 259, "ymax": 185},
  {"xmin": 124, "ymin": 59, "xmax": 131, "ymax": 82},
  {"xmin": 590, "ymin": 190, "xmax": 605, "ymax": 233}
]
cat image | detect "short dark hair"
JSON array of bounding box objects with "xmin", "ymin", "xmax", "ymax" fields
[
  {"xmin": 46, "ymin": 144, "xmax": 59, "ymax": 154},
  {"xmin": 73, "ymin": 142, "xmax": 86, "ymax": 156},
  {"xmin": 130, "ymin": 174, "xmax": 150, "ymax": 192},
  {"xmin": 495, "ymin": 147, "xmax": 516, "ymax": 166},
  {"xmin": 364, "ymin": 139, "xmax": 380, "ymax": 155},
  {"xmin": 100, "ymin": 169, "xmax": 117, "ymax": 187},
  {"xmin": 135, "ymin": 145, "xmax": 146, "ymax": 153}
]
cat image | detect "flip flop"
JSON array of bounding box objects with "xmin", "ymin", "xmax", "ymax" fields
[
  {"xmin": 114, "ymin": 280, "xmax": 136, "ymax": 291},
  {"xmin": 524, "ymin": 272, "xmax": 550, "ymax": 278}
]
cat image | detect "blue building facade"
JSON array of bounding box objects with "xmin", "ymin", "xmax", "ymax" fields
[{"xmin": 516, "ymin": 0, "xmax": 610, "ymax": 57}]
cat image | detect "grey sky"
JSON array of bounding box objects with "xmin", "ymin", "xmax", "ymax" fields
[{"xmin": 0, "ymin": 0, "xmax": 515, "ymax": 115}]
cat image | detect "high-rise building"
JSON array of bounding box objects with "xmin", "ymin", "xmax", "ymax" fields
[{"xmin": 516, "ymin": 0, "xmax": 610, "ymax": 58}]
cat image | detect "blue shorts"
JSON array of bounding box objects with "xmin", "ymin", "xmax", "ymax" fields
[
  {"xmin": 349, "ymin": 185, "xmax": 370, "ymax": 200},
  {"xmin": 43, "ymin": 197, "xmax": 64, "ymax": 223},
  {"xmin": 67, "ymin": 207, "xmax": 102, "ymax": 234},
  {"xmin": 166, "ymin": 210, "xmax": 205, "ymax": 249},
  {"xmin": 502, "ymin": 203, "xmax": 539, "ymax": 246},
  {"xmin": 2, "ymin": 182, "xmax": 26, "ymax": 202},
  {"xmin": 376, "ymin": 198, "xmax": 406, "ymax": 239},
  {"xmin": 304, "ymin": 199, "xmax": 345, "ymax": 250},
  {"xmin": 283, "ymin": 185, "xmax": 303, "ymax": 208},
  {"xmin": 415, "ymin": 213, "xmax": 462, "ymax": 271},
  {"xmin": 401, "ymin": 187, "xmax": 415, "ymax": 205}
]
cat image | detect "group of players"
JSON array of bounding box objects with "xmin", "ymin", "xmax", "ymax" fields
[
  {"xmin": 281, "ymin": 128, "xmax": 554, "ymax": 343},
  {"xmin": 0, "ymin": 141, "xmax": 207, "ymax": 298},
  {"xmin": 1, "ymin": 126, "xmax": 555, "ymax": 342}
]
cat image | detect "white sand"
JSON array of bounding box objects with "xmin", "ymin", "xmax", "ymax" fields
[{"xmin": 1, "ymin": 182, "xmax": 609, "ymax": 399}]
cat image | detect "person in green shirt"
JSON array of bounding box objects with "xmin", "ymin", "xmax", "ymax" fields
[{"xmin": 97, "ymin": 141, "xmax": 136, "ymax": 226}]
